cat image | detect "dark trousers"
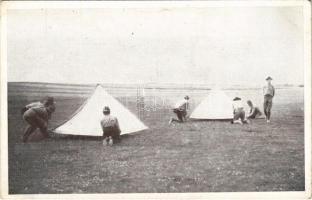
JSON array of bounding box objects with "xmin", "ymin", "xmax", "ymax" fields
[
  {"xmin": 22, "ymin": 110, "xmax": 48, "ymax": 142},
  {"xmin": 173, "ymin": 109, "xmax": 187, "ymax": 122},
  {"xmin": 233, "ymin": 110, "xmax": 245, "ymax": 121},
  {"xmin": 247, "ymin": 107, "xmax": 262, "ymax": 119},
  {"xmin": 103, "ymin": 126, "xmax": 120, "ymax": 141},
  {"xmin": 263, "ymin": 95, "xmax": 273, "ymax": 120}
]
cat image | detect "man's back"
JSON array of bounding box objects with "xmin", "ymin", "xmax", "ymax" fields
[
  {"xmin": 101, "ymin": 115, "xmax": 119, "ymax": 128},
  {"xmin": 174, "ymin": 99, "xmax": 188, "ymax": 111}
]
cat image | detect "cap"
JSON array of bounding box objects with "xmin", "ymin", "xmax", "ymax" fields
[
  {"xmin": 184, "ymin": 95, "xmax": 190, "ymax": 100},
  {"xmin": 265, "ymin": 76, "xmax": 273, "ymax": 81},
  {"xmin": 103, "ymin": 106, "xmax": 110, "ymax": 113},
  {"xmin": 233, "ymin": 97, "xmax": 241, "ymax": 101}
]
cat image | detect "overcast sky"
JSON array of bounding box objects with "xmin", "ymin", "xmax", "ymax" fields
[{"xmin": 7, "ymin": 6, "xmax": 304, "ymax": 86}]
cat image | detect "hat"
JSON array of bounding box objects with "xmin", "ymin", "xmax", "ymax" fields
[
  {"xmin": 42, "ymin": 96, "xmax": 55, "ymax": 106},
  {"xmin": 103, "ymin": 106, "xmax": 110, "ymax": 114},
  {"xmin": 184, "ymin": 95, "xmax": 190, "ymax": 100},
  {"xmin": 265, "ymin": 76, "xmax": 273, "ymax": 81},
  {"xmin": 233, "ymin": 97, "xmax": 241, "ymax": 101}
]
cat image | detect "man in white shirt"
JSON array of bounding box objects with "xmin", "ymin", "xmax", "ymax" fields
[
  {"xmin": 231, "ymin": 97, "xmax": 248, "ymax": 125},
  {"xmin": 169, "ymin": 96, "xmax": 190, "ymax": 125}
]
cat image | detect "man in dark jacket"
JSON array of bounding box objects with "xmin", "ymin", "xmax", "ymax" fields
[{"xmin": 22, "ymin": 103, "xmax": 55, "ymax": 142}]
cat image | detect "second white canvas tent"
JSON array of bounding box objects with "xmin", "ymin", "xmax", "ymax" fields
[
  {"xmin": 190, "ymin": 90, "xmax": 233, "ymax": 120},
  {"xmin": 53, "ymin": 84, "xmax": 148, "ymax": 136}
]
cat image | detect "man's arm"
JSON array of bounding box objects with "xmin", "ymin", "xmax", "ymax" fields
[
  {"xmin": 25, "ymin": 102, "xmax": 41, "ymax": 109},
  {"xmin": 248, "ymin": 108, "xmax": 256, "ymax": 117},
  {"xmin": 273, "ymin": 86, "xmax": 275, "ymax": 97}
]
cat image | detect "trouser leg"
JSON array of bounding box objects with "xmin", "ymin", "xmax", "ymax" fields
[
  {"xmin": 172, "ymin": 109, "xmax": 184, "ymax": 123},
  {"xmin": 34, "ymin": 116, "xmax": 48, "ymax": 137},
  {"xmin": 263, "ymin": 101, "xmax": 268, "ymax": 118},
  {"xmin": 267, "ymin": 100, "xmax": 272, "ymax": 120},
  {"xmin": 264, "ymin": 96, "xmax": 273, "ymax": 120},
  {"xmin": 22, "ymin": 125, "xmax": 36, "ymax": 142}
]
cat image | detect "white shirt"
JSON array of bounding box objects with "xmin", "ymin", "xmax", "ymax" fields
[
  {"xmin": 232, "ymin": 100, "xmax": 244, "ymax": 112},
  {"xmin": 173, "ymin": 99, "xmax": 189, "ymax": 110}
]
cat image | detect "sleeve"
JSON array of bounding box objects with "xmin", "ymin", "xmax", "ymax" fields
[{"xmin": 25, "ymin": 102, "xmax": 40, "ymax": 109}]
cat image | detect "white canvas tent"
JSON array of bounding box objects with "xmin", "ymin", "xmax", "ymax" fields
[
  {"xmin": 53, "ymin": 85, "xmax": 148, "ymax": 136},
  {"xmin": 190, "ymin": 90, "xmax": 233, "ymax": 120}
]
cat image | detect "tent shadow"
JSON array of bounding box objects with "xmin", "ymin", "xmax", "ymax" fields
[
  {"xmin": 49, "ymin": 129, "xmax": 149, "ymax": 142},
  {"xmin": 121, "ymin": 129, "xmax": 148, "ymax": 140},
  {"xmin": 189, "ymin": 119, "xmax": 232, "ymax": 122},
  {"xmin": 50, "ymin": 133, "xmax": 103, "ymax": 141}
]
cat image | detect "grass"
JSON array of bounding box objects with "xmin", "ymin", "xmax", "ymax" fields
[{"xmin": 8, "ymin": 83, "xmax": 304, "ymax": 193}]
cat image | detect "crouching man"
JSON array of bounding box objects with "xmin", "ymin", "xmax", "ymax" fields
[
  {"xmin": 22, "ymin": 102, "xmax": 56, "ymax": 142},
  {"xmin": 169, "ymin": 95, "xmax": 190, "ymax": 125},
  {"xmin": 100, "ymin": 106, "xmax": 121, "ymax": 146},
  {"xmin": 246, "ymin": 100, "xmax": 262, "ymax": 119},
  {"xmin": 231, "ymin": 97, "xmax": 248, "ymax": 125}
]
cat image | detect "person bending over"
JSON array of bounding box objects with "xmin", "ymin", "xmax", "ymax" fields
[
  {"xmin": 22, "ymin": 103, "xmax": 56, "ymax": 142},
  {"xmin": 21, "ymin": 96, "xmax": 55, "ymax": 115},
  {"xmin": 246, "ymin": 100, "xmax": 262, "ymax": 119}
]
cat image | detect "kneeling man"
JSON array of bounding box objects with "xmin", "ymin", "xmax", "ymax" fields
[
  {"xmin": 169, "ymin": 95, "xmax": 190, "ymax": 125},
  {"xmin": 246, "ymin": 100, "xmax": 262, "ymax": 119},
  {"xmin": 100, "ymin": 106, "xmax": 121, "ymax": 146},
  {"xmin": 232, "ymin": 97, "xmax": 248, "ymax": 125}
]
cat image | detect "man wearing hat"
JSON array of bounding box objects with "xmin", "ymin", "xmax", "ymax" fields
[
  {"xmin": 263, "ymin": 76, "xmax": 275, "ymax": 123},
  {"xmin": 232, "ymin": 97, "xmax": 248, "ymax": 125},
  {"xmin": 100, "ymin": 106, "xmax": 121, "ymax": 146},
  {"xmin": 169, "ymin": 95, "xmax": 190, "ymax": 124}
]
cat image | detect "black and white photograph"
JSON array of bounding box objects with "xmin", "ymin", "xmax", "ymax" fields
[{"xmin": 0, "ymin": 1, "xmax": 311, "ymax": 199}]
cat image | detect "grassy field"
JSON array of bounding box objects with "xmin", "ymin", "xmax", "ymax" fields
[{"xmin": 8, "ymin": 82, "xmax": 304, "ymax": 193}]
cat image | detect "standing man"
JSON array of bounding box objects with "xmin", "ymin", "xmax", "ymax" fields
[
  {"xmin": 263, "ymin": 76, "xmax": 275, "ymax": 123},
  {"xmin": 100, "ymin": 106, "xmax": 121, "ymax": 146},
  {"xmin": 169, "ymin": 95, "xmax": 190, "ymax": 125}
]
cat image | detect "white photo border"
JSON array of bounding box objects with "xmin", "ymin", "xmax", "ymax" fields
[{"xmin": 0, "ymin": 1, "xmax": 311, "ymax": 199}]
